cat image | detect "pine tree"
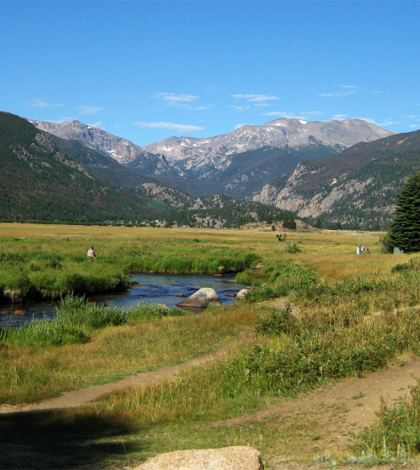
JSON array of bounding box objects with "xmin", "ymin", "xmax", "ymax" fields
[{"xmin": 389, "ymin": 172, "xmax": 420, "ymax": 252}]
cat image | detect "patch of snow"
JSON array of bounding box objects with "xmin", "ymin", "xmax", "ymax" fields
[
  {"xmin": 162, "ymin": 146, "xmax": 174, "ymax": 152},
  {"xmin": 299, "ymin": 120, "xmax": 308, "ymax": 125}
]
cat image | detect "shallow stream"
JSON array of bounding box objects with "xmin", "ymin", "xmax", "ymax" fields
[{"xmin": 0, "ymin": 273, "xmax": 244, "ymax": 328}]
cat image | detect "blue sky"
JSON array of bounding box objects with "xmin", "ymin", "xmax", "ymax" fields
[{"xmin": 1, "ymin": 0, "xmax": 420, "ymax": 146}]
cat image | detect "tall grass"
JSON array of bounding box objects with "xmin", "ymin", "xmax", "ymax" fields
[{"xmin": 1, "ymin": 294, "xmax": 186, "ymax": 349}]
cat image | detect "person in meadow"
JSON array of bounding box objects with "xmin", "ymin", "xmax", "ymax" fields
[{"xmin": 87, "ymin": 247, "xmax": 95, "ymax": 262}]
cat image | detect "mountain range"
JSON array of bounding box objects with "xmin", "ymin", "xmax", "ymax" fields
[
  {"xmin": 25, "ymin": 114, "xmax": 412, "ymax": 230},
  {"xmin": 31, "ymin": 117, "xmax": 393, "ymax": 199},
  {"xmin": 0, "ymin": 111, "xmax": 293, "ymax": 228}
]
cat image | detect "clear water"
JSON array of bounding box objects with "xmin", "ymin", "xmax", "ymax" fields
[{"xmin": 0, "ymin": 273, "xmax": 244, "ymax": 328}]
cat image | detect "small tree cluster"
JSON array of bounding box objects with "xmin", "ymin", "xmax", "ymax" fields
[{"xmin": 388, "ymin": 172, "xmax": 420, "ymax": 253}]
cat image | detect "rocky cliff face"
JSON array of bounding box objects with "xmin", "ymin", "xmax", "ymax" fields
[
  {"xmin": 29, "ymin": 120, "xmax": 154, "ymax": 165},
  {"xmin": 254, "ymin": 130, "xmax": 420, "ymax": 229}
]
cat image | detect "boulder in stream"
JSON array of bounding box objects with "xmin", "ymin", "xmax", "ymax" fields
[{"xmin": 176, "ymin": 287, "xmax": 222, "ymax": 308}]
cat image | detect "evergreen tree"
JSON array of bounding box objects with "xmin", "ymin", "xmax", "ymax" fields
[{"xmin": 389, "ymin": 172, "xmax": 420, "ymax": 253}]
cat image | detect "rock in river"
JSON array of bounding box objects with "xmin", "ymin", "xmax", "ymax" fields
[{"xmin": 176, "ymin": 287, "xmax": 222, "ymax": 308}]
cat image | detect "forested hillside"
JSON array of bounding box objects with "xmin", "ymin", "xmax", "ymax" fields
[
  {"xmin": 0, "ymin": 112, "xmax": 298, "ymax": 228},
  {"xmin": 0, "ymin": 112, "xmax": 165, "ymax": 223}
]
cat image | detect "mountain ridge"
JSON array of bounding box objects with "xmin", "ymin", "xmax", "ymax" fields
[
  {"xmin": 253, "ymin": 129, "xmax": 420, "ymax": 229},
  {"xmin": 30, "ymin": 117, "xmax": 394, "ymax": 200}
]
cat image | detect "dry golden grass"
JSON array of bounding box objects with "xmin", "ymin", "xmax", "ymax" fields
[{"xmin": 0, "ymin": 304, "xmax": 257, "ymax": 404}]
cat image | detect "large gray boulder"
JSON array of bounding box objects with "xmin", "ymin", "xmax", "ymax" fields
[
  {"xmin": 134, "ymin": 446, "xmax": 262, "ymax": 469},
  {"xmin": 176, "ymin": 287, "xmax": 222, "ymax": 308}
]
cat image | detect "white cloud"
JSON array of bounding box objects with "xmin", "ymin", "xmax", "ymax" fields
[
  {"xmin": 154, "ymin": 92, "xmax": 198, "ymax": 103},
  {"xmin": 231, "ymin": 105, "xmax": 251, "ymax": 112},
  {"xmin": 77, "ymin": 106, "xmax": 101, "ymax": 115},
  {"xmin": 28, "ymin": 98, "xmax": 63, "ymax": 108},
  {"xmin": 134, "ymin": 121, "xmax": 204, "ymax": 133},
  {"xmin": 263, "ymin": 111, "xmax": 324, "ymax": 120},
  {"xmin": 89, "ymin": 121, "xmax": 106, "ymax": 129},
  {"xmin": 153, "ymin": 92, "xmax": 200, "ymax": 108},
  {"xmin": 410, "ymin": 124, "xmax": 419, "ymax": 129},
  {"xmin": 233, "ymin": 94, "xmax": 279, "ymax": 102},
  {"xmin": 332, "ymin": 114, "xmax": 349, "ymax": 120},
  {"xmin": 357, "ymin": 117, "xmax": 401, "ymax": 127},
  {"xmin": 317, "ymin": 85, "xmax": 359, "ymax": 98}
]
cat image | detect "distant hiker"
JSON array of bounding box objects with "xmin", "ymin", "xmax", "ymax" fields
[{"xmin": 87, "ymin": 247, "xmax": 95, "ymax": 262}]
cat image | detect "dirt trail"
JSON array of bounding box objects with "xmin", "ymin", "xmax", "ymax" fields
[
  {"xmin": 210, "ymin": 357, "xmax": 420, "ymax": 458},
  {"xmin": 0, "ymin": 344, "xmax": 228, "ymax": 414}
]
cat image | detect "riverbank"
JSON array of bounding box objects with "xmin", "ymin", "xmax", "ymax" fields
[{"xmin": 0, "ymin": 224, "xmax": 262, "ymax": 305}]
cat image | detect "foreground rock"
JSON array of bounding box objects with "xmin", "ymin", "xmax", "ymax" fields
[
  {"xmin": 176, "ymin": 287, "xmax": 222, "ymax": 308},
  {"xmin": 134, "ymin": 446, "xmax": 262, "ymax": 470},
  {"xmin": 236, "ymin": 288, "xmax": 251, "ymax": 300}
]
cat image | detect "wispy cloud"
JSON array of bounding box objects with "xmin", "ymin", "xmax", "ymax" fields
[
  {"xmin": 134, "ymin": 121, "xmax": 204, "ymax": 133},
  {"xmin": 154, "ymin": 92, "xmax": 198, "ymax": 103},
  {"xmin": 233, "ymin": 94, "xmax": 279, "ymax": 102},
  {"xmin": 358, "ymin": 117, "xmax": 401, "ymax": 127},
  {"xmin": 28, "ymin": 98, "xmax": 63, "ymax": 108},
  {"xmin": 318, "ymin": 85, "xmax": 359, "ymax": 98},
  {"xmin": 331, "ymin": 114, "xmax": 349, "ymax": 120},
  {"xmin": 231, "ymin": 105, "xmax": 251, "ymax": 112},
  {"xmin": 263, "ymin": 111, "xmax": 324, "ymax": 120},
  {"xmin": 152, "ymin": 92, "xmax": 205, "ymax": 110},
  {"xmin": 89, "ymin": 121, "xmax": 106, "ymax": 129},
  {"xmin": 77, "ymin": 106, "xmax": 101, "ymax": 115}
]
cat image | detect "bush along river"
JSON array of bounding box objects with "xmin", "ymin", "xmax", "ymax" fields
[{"xmin": 0, "ymin": 273, "xmax": 246, "ymax": 328}]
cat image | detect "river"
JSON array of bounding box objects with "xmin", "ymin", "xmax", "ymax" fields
[{"xmin": 0, "ymin": 273, "xmax": 245, "ymax": 328}]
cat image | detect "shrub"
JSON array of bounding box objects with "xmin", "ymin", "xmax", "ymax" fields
[
  {"xmin": 283, "ymin": 242, "xmax": 301, "ymax": 254},
  {"xmin": 255, "ymin": 307, "xmax": 298, "ymax": 336}
]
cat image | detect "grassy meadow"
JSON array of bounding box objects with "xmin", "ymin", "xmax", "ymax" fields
[{"xmin": 2, "ymin": 222, "xmax": 420, "ymax": 468}]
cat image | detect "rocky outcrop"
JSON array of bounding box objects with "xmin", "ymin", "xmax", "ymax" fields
[
  {"xmin": 30, "ymin": 119, "xmax": 154, "ymax": 165},
  {"xmin": 134, "ymin": 446, "xmax": 262, "ymax": 470},
  {"xmin": 176, "ymin": 288, "xmax": 222, "ymax": 308}
]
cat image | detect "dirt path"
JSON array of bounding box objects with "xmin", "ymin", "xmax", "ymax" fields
[
  {"xmin": 209, "ymin": 357, "xmax": 420, "ymax": 466},
  {"xmin": 0, "ymin": 344, "xmax": 228, "ymax": 414}
]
